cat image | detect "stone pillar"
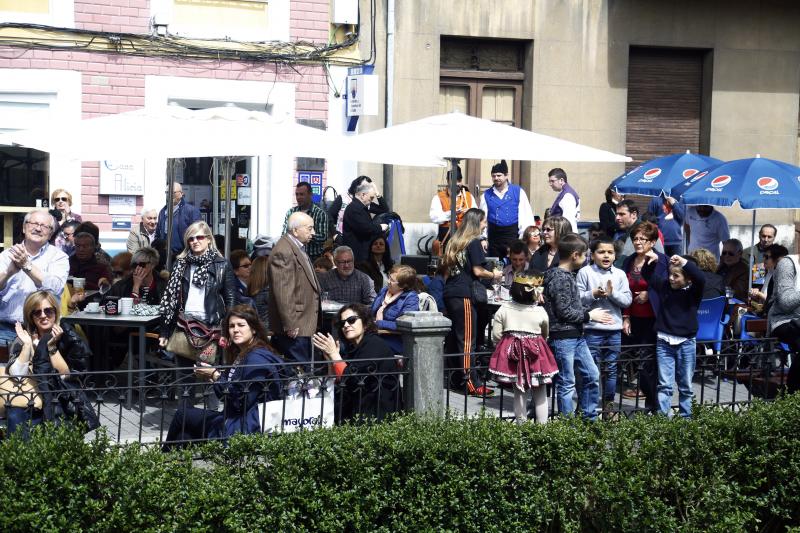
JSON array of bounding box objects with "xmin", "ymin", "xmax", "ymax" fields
[{"xmin": 397, "ymin": 311, "xmax": 452, "ymax": 417}]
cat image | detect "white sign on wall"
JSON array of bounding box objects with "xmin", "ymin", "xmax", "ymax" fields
[
  {"xmin": 108, "ymin": 195, "xmax": 137, "ymax": 215},
  {"xmin": 99, "ymin": 160, "xmax": 145, "ymax": 196},
  {"xmin": 346, "ymin": 74, "xmax": 378, "ymax": 117}
]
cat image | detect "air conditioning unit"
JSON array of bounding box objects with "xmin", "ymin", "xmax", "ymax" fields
[{"xmin": 332, "ymin": 0, "xmax": 358, "ymax": 25}]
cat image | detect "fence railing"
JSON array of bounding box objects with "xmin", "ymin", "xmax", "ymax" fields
[{"xmin": 443, "ymin": 337, "xmax": 789, "ymax": 420}]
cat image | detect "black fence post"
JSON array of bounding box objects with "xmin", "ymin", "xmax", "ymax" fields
[{"xmin": 397, "ymin": 311, "xmax": 452, "ymax": 417}]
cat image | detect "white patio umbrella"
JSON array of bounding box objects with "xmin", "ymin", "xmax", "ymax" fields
[
  {"xmin": 346, "ymin": 111, "xmax": 631, "ymax": 230},
  {"xmin": 0, "ymin": 105, "xmax": 443, "ymax": 262}
]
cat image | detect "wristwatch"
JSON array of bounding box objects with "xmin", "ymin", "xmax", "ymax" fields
[{"xmin": 21, "ymin": 262, "xmax": 32, "ymax": 273}]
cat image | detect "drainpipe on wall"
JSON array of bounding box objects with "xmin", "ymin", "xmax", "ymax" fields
[{"xmin": 383, "ymin": 0, "xmax": 395, "ymax": 208}]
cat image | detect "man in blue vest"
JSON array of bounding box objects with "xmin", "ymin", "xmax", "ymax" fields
[
  {"xmin": 479, "ymin": 160, "xmax": 534, "ymax": 259},
  {"xmin": 547, "ymin": 167, "xmax": 581, "ymax": 233}
]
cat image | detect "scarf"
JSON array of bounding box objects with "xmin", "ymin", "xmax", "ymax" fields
[{"xmin": 160, "ymin": 248, "xmax": 216, "ymax": 326}]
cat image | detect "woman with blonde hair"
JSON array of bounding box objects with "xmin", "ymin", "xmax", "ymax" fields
[
  {"xmin": 4, "ymin": 290, "xmax": 96, "ymax": 437},
  {"xmin": 50, "ymin": 188, "xmax": 82, "ymax": 252},
  {"xmin": 690, "ymin": 248, "xmax": 725, "ymax": 299},
  {"xmin": 158, "ymin": 221, "xmax": 237, "ymax": 363},
  {"xmin": 442, "ymin": 208, "xmax": 502, "ymax": 397}
]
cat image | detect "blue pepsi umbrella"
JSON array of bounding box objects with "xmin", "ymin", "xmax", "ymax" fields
[
  {"xmin": 672, "ymin": 155, "xmax": 800, "ymax": 209},
  {"xmin": 674, "ymin": 155, "xmax": 800, "ymax": 291},
  {"xmin": 611, "ymin": 151, "xmax": 722, "ymax": 197}
]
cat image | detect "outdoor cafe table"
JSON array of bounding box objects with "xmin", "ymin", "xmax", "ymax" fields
[{"xmin": 61, "ymin": 310, "xmax": 161, "ymax": 410}]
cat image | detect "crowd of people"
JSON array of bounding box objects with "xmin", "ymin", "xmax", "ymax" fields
[{"xmin": 1, "ymin": 168, "xmax": 797, "ymax": 442}]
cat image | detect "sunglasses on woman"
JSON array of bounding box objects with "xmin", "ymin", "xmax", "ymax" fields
[
  {"xmin": 187, "ymin": 235, "xmax": 208, "ymax": 243},
  {"xmin": 53, "ymin": 196, "xmax": 69, "ymax": 202},
  {"xmin": 337, "ymin": 316, "xmax": 360, "ymax": 327},
  {"xmin": 32, "ymin": 307, "xmax": 56, "ymax": 318}
]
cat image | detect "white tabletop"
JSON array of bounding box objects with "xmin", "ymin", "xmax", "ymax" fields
[{"xmin": 61, "ymin": 310, "xmax": 161, "ymax": 327}]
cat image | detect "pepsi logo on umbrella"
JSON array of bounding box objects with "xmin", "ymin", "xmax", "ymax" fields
[
  {"xmin": 757, "ymin": 176, "xmax": 779, "ymax": 194},
  {"xmin": 639, "ymin": 167, "xmax": 661, "ymax": 182},
  {"xmin": 682, "ymin": 168, "xmax": 698, "ymax": 178},
  {"xmin": 705, "ymin": 174, "xmax": 731, "ymax": 192}
]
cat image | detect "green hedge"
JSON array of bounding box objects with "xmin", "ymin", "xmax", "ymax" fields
[{"xmin": 2, "ymin": 396, "xmax": 800, "ymax": 532}]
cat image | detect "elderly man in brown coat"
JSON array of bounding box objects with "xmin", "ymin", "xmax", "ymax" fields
[{"xmin": 268, "ymin": 212, "xmax": 320, "ymax": 365}]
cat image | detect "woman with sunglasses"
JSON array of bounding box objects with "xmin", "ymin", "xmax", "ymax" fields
[
  {"xmin": 312, "ymin": 303, "xmax": 401, "ymax": 421},
  {"xmin": 158, "ymin": 221, "xmax": 237, "ymax": 362},
  {"xmin": 107, "ymin": 247, "xmax": 166, "ymax": 305},
  {"xmin": 163, "ymin": 305, "xmax": 287, "ymax": 449},
  {"xmin": 522, "ymin": 225, "xmax": 542, "ymax": 256},
  {"xmin": 51, "ymin": 189, "xmax": 82, "ymax": 253},
  {"xmin": 528, "ymin": 216, "xmax": 573, "ymax": 272},
  {"xmin": 4, "ymin": 290, "xmax": 94, "ymax": 437}
]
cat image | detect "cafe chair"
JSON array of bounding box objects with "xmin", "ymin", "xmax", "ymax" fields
[{"xmin": 696, "ymin": 296, "xmax": 730, "ymax": 354}]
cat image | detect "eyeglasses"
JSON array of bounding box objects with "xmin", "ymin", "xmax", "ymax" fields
[
  {"xmin": 720, "ymin": 251, "xmax": 738, "ymax": 257},
  {"xmin": 335, "ymin": 259, "xmax": 354, "ymax": 265},
  {"xmin": 541, "ymin": 227, "xmax": 554, "ymax": 233},
  {"xmin": 187, "ymin": 235, "xmax": 208, "ymax": 243},
  {"xmin": 338, "ymin": 316, "xmax": 360, "ymax": 327},
  {"xmin": 26, "ymin": 221, "xmax": 51, "ymax": 231},
  {"xmin": 53, "ymin": 197, "xmax": 69, "ymax": 202},
  {"xmin": 631, "ymin": 237, "xmax": 650, "ymax": 243},
  {"xmin": 32, "ymin": 307, "xmax": 56, "ymax": 319},
  {"xmin": 388, "ymin": 278, "xmax": 399, "ymax": 285},
  {"xmin": 237, "ymin": 262, "xmax": 252, "ymax": 269},
  {"xmin": 132, "ymin": 261, "xmax": 150, "ymax": 269}
]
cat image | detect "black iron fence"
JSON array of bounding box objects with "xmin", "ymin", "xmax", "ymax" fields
[{"xmin": 443, "ymin": 338, "xmax": 790, "ymax": 420}]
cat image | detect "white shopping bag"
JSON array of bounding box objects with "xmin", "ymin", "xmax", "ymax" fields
[{"xmin": 259, "ymin": 378, "xmax": 335, "ymax": 433}]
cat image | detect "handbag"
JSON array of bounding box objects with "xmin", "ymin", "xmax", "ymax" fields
[
  {"xmin": 471, "ymin": 280, "xmax": 488, "ymax": 305},
  {"xmin": 166, "ymin": 313, "xmax": 221, "ymax": 364},
  {"xmin": 258, "ymin": 378, "xmax": 335, "ymax": 434}
]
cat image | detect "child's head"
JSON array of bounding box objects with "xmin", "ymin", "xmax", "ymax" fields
[
  {"xmin": 590, "ymin": 237, "xmax": 616, "ymax": 269},
  {"xmin": 557, "ymin": 233, "xmax": 587, "ymax": 271},
  {"xmin": 510, "ymin": 269, "xmax": 544, "ymax": 305},
  {"xmin": 668, "ymin": 256, "xmax": 695, "ymax": 289},
  {"xmin": 587, "ymin": 222, "xmax": 604, "ymax": 241}
]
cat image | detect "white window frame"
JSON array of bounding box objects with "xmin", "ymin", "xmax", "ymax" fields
[
  {"xmin": 150, "ymin": 0, "xmax": 289, "ymax": 42},
  {"xmin": 0, "ymin": 68, "xmax": 82, "ymax": 212},
  {"xmin": 145, "ymin": 75, "xmax": 295, "ymax": 237},
  {"xmin": 0, "ymin": 0, "xmax": 75, "ymax": 27}
]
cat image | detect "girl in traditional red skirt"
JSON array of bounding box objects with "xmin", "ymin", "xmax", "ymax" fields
[{"xmin": 489, "ymin": 270, "xmax": 558, "ymax": 423}]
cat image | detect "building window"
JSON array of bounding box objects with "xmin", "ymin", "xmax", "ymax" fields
[
  {"xmin": 152, "ymin": 0, "xmax": 289, "ymax": 42},
  {"xmin": 439, "ymin": 37, "xmax": 525, "ymax": 194},
  {"xmin": 0, "ymin": 0, "xmax": 75, "ymax": 27}
]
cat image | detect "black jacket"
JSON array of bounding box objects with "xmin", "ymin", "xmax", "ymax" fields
[
  {"xmin": 7, "ymin": 321, "xmax": 92, "ymax": 374},
  {"xmin": 529, "ymin": 246, "xmax": 558, "ymax": 272},
  {"xmin": 338, "ymin": 333, "xmax": 401, "ymax": 422},
  {"xmin": 342, "ymin": 201, "xmax": 386, "ymax": 263},
  {"xmin": 160, "ymin": 255, "xmax": 237, "ymax": 337}
]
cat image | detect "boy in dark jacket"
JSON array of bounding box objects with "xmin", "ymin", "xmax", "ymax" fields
[
  {"xmin": 641, "ymin": 251, "xmax": 705, "ymax": 417},
  {"xmin": 543, "ymin": 234, "xmax": 612, "ymax": 420}
]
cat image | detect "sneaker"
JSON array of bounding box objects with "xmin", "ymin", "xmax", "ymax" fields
[{"xmin": 470, "ymin": 385, "xmax": 495, "ymax": 397}]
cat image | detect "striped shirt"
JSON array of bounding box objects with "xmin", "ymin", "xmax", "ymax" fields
[{"xmin": 282, "ymin": 204, "xmax": 329, "ymax": 260}]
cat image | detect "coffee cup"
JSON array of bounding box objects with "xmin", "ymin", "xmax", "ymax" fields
[
  {"xmin": 119, "ymin": 297, "xmax": 134, "ymax": 314},
  {"xmin": 85, "ymin": 302, "xmax": 100, "ymax": 313}
]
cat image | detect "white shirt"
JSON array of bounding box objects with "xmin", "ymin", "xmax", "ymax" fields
[
  {"xmin": 478, "ymin": 185, "xmax": 535, "ymax": 237},
  {"xmin": 685, "ymin": 207, "xmax": 730, "ymax": 260},
  {"xmin": 183, "ymin": 265, "xmax": 207, "ymax": 320},
  {"xmin": 0, "ymin": 242, "xmax": 69, "ymax": 323},
  {"xmin": 557, "ymin": 191, "xmax": 581, "ymax": 233},
  {"xmin": 429, "ymin": 190, "xmax": 477, "ymax": 224}
]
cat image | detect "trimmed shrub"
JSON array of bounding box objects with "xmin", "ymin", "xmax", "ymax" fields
[{"xmin": 1, "ymin": 396, "xmax": 800, "ymax": 531}]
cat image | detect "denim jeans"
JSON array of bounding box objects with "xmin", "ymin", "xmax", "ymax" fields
[
  {"xmin": 656, "ymin": 337, "xmax": 696, "ymax": 417},
  {"xmin": 0, "ymin": 321, "xmax": 17, "ymax": 347},
  {"xmin": 585, "ymin": 330, "xmax": 621, "ymax": 403},
  {"xmin": 550, "ymin": 337, "xmax": 600, "ymax": 420}
]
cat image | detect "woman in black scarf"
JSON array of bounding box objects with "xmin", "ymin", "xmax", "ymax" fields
[{"xmin": 158, "ymin": 221, "xmax": 237, "ymax": 363}]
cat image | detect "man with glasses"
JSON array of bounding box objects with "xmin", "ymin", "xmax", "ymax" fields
[
  {"xmin": 268, "ymin": 212, "xmax": 321, "ymax": 365},
  {"xmin": 156, "ymin": 182, "xmax": 202, "ymax": 257},
  {"xmin": 342, "ymin": 181, "xmax": 389, "ymax": 263},
  {"xmin": 281, "ymin": 182, "xmax": 328, "ymax": 261},
  {"xmin": 718, "ymin": 238, "xmax": 749, "ymax": 301},
  {"xmin": 0, "ymin": 209, "xmax": 69, "ymax": 345},
  {"xmin": 318, "ymin": 246, "xmax": 376, "ymax": 306},
  {"xmin": 547, "ymin": 167, "xmax": 581, "ymax": 233},
  {"xmin": 58, "ymin": 220, "xmax": 80, "ymax": 257},
  {"xmin": 229, "ymin": 249, "xmax": 253, "ymax": 304}
]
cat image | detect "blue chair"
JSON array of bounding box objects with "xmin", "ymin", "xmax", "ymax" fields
[{"xmin": 696, "ymin": 296, "xmax": 730, "ymax": 353}]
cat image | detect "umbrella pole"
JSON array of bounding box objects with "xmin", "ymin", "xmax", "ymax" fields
[
  {"xmin": 223, "ymin": 156, "xmax": 234, "ymax": 261},
  {"xmin": 448, "ymin": 157, "xmax": 461, "ymax": 241},
  {"xmin": 165, "ymin": 159, "xmax": 177, "ymax": 271},
  {"xmin": 748, "ymin": 209, "xmax": 757, "ymax": 294}
]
